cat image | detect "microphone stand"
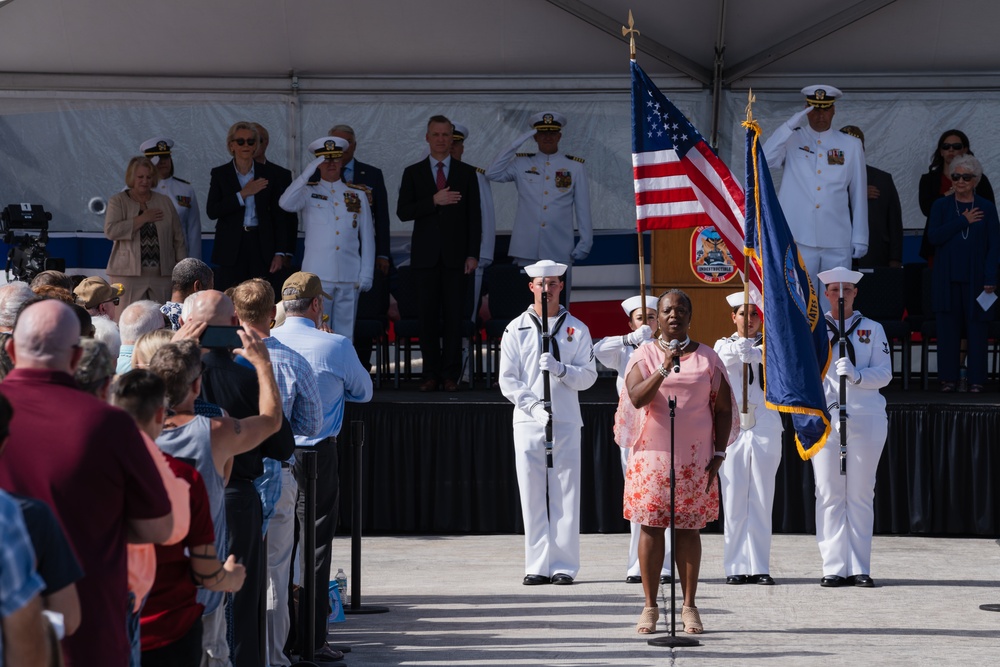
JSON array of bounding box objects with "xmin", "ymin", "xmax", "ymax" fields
[
  {"xmin": 839, "ymin": 282, "xmax": 847, "ymax": 476},
  {"xmin": 649, "ymin": 392, "xmax": 700, "ymax": 648},
  {"xmin": 541, "ymin": 290, "xmax": 553, "ymax": 468}
]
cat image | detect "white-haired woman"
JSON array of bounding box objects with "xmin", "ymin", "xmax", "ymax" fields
[{"xmin": 927, "ymin": 154, "xmax": 1000, "ymax": 392}]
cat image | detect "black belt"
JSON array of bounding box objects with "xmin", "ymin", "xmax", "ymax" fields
[
  {"xmin": 243, "ymin": 225, "xmax": 259, "ymax": 232},
  {"xmin": 295, "ymin": 436, "xmax": 337, "ymax": 448}
]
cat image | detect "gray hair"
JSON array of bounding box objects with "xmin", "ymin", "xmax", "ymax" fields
[
  {"xmin": 0, "ymin": 281, "xmax": 35, "ymax": 330},
  {"xmin": 950, "ymin": 154, "xmax": 983, "ymax": 181},
  {"xmin": 74, "ymin": 339, "xmax": 116, "ymax": 395},
  {"xmin": 171, "ymin": 258, "xmax": 214, "ymax": 293},
  {"xmin": 328, "ymin": 124, "xmax": 355, "ymax": 138},
  {"xmin": 119, "ymin": 300, "xmax": 166, "ymax": 344},
  {"xmin": 91, "ymin": 316, "xmax": 122, "ymax": 359},
  {"xmin": 281, "ymin": 289, "xmax": 313, "ymax": 316},
  {"xmin": 180, "ymin": 292, "xmax": 199, "ymax": 324}
]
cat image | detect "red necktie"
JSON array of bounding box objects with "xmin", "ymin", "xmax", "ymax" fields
[{"xmin": 436, "ymin": 161, "xmax": 447, "ymax": 190}]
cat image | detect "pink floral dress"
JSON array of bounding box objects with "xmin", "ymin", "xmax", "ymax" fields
[{"xmin": 614, "ymin": 343, "xmax": 738, "ymax": 528}]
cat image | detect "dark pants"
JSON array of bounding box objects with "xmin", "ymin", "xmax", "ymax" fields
[
  {"xmin": 413, "ymin": 262, "xmax": 466, "ymax": 382},
  {"xmin": 937, "ymin": 281, "xmax": 989, "ymax": 385},
  {"xmin": 292, "ymin": 438, "xmax": 340, "ymax": 652},
  {"xmin": 141, "ymin": 617, "xmax": 203, "ymax": 667},
  {"xmin": 215, "ymin": 227, "xmax": 268, "ymax": 291},
  {"xmin": 225, "ymin": 478, "xmax": 266, "ymax": 667}
]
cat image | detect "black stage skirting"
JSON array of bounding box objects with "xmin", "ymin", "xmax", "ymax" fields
[{"xmin": 336, "ymin": 380, "xmax": 1000, "ymax": 537}]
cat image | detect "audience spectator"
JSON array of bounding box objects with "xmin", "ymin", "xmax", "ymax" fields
[
  {"xmin": 31, "ymin": 284, "xmax": 75, "ymax": 304},
  {"xmin": 132, "ymin": 329, "xmax": 175, "ymax": 370},
  {"xmin": 270, "ymin": 271, "xmax": 373, "ymax": 661},
  {"xmin": 919, "ymin": 129, "xmax": 996, "ymax": 261},
  {"xmin": 231, "ymin": 278, "xmax": 322, "ymax": 667},
  {"xmin": 0, "ymin": 281, "xmax": 35, "ymax": 332},
  {"xmin": 105, "ymin": 156, "xmax": 188, "ymax": 311},
  {"xmin": 0, "ymin": 299, "xmax": 172, "ymax": 667},
  {"xmin": 0, "ymin": 483, "xmax": 49, "ymax": 667},
  {"xmin": 73, "ymin": 338, "xmax": 116, "ymax": 399},
  {"xmin": 161, "ymin": 258, "xmax": 214, "ymax": 330},
  {"xmin": 73, "ymin": 276, "xmax": 122, "ymax": 321},
  {"xmin": 29, "ymin": 270, "xmax": 73, "ymax": 292},
  {"xmin": 92, "ymin": 315, "xmax": 123, "ymax": 360},
  {"xmin": 118, "ymin": 300, "xmax": 168, "ymax": 373}
]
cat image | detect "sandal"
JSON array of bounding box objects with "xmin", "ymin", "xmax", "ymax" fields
[
  {"xmin": 682, "ymin": 605, "xmax": 703, "ymax": 634},
  {"xmin": 636, "ymin": 605, "xmax": 658, "ymax": 634}
]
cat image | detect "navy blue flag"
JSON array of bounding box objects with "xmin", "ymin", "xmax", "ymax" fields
[{"xmin": 743, "ymin": 120, "xmax": 831, "ymax": 459}]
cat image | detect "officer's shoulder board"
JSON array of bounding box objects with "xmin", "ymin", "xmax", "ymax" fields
[
  {"xmin": 566, "ymin": 155, "xmax": 585, "ymax": 164},
  {"xmin": 347, "ymin": 182, "xmax": 371, "ymax": 193},
  {"xmin": 475, "ymin": 167, "xmax": 486, "ymax": 175},
  {"xmin": 174, "ymin": 177, "xmax": 191, "ymax": 185},
  {"xmin": 516, "ymin": 152, "xmax": 535, "ymax": 158},
  {"xmin": 306, "ymin": 179, "xmax": 321, "ymax": 186}
]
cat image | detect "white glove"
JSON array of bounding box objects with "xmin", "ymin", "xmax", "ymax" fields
[
  {"xmin": 529, "ymin": 402, "xmax": 550, "ymax": 426},
  {"xmin": 539, "ymin": 352, "xmax": 565, "ymax": 377},
  {"xmin": 519, "ymin": 129, "xmax": 538, "ymax": 145},
  {"xmin": 835, "ymin": 357, "xmax": 861, "ymax": 384},
  {"xmin": 307, "ymin": 155, "xmax": 326, "ymax": 173},
  {"xmin": 359, "ymin": 279, "xmax": 372, "ymax": 292},
  {"xmin": 570, "ymin": 244, "xmax": 590, "ymax": 262},
  {"xmin": 737, "ymin": 337, "xmax": 757, "ymax": 364},
  {"xmin": 852, "ymin": 244, "xmax": 868, "ymax": 259},
  {"xmin": 789, "ymin": 107, "xmax": 811, "ymax": 127},
  {"xmin": 626, "ymin": 325, "xmax": 653, "ymax": 346}
]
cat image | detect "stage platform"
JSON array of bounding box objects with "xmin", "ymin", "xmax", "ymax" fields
[{"xmin": 338, "ymin": 378, "xmax": 1000, "ymax": 537}]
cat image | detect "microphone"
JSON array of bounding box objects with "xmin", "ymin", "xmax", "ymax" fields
[{"xmin": 668, "ymin": 339, "xmax": 681, "ymax": 374}]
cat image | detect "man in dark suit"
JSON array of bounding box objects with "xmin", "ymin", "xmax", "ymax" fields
[
  {"xmin": 254, "ymin": 123, "xmax": 299, "ymax": 292},
  {"xmin": 397, "ymin": 115, "xmax": 482, "ymax": 391},
  {"xmin": 840, "ymin": 125, "xmax": 903, "ymax": 269},
  {"xmin": 206, "ymin": 121, "xmax": 295, "ymax": 291}
]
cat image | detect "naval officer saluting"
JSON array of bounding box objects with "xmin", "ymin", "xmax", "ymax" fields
[
  {"xmin": 141, "ymin": 136, "xmax": 203, "ymax": 260},
  {"xmin": 486, "ymin": 112, "xmax": 592, "ymax": 303},
  {"xmin": 279, "ymin": 136, "xmax": 374, "ymax": 340},
  {"xmin": 499, "ymin": 260, "xmax": 597, "ymax": 585},
  {"xmin": 763, "ymin": 86, "xmax": 868, "ymax": 311}
]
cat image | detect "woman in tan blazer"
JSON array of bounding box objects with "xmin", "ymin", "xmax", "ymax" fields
[{"xmin": 105, "ymin": 156, "xmax": 187, "ymax": 311}]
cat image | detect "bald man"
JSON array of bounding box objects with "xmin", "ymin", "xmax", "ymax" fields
[
  {"xmin": 0, "ymin": 300, "xmax": 172, "ymax": 667},
  {"xmin": 184, "ymin": 290, "xmax": 295, "ymax": 667}
]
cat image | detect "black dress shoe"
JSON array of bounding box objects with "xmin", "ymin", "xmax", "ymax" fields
[
  {"xmin": 821, "ymin": 575, "xmax": 846, "ymax": 587},
  {"xmin": 851, "ymin": 574, "xmax": 875, "ymax": 588},
  {"xmin": 750, "ymin": 574, "xmax": 775, "ymax": 585},
  {"xmin": 419, "ymin": 379, "xmax": 439, "ymax": 392},
  {"xmin": 726, "ymin": 575, "xmax": 749, "ymax": 585},
  {"xmin": 442, "ymin": 379, "xmax": 459, "ymax": 392},
  {"xmin": 522, "ymin": 574, "xmax": 550, "ymax": 585},
  {"xmin": 625, "ymin": 575, "xmax": 642, "ymax": 584},
  {"xmin": 659, "ymin": 574, "xmax": 673, "ymax": 585},
  {"xmin": 551, "ymin": 573, "xmax": 574, "ymax": 585}
]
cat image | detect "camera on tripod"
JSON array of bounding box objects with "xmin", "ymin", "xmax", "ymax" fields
[{"xmin": 1, "ymin": 203, "xmax": 65, "ymax": 283}]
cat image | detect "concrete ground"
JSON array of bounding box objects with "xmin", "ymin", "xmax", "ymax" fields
[{"xmin": 322, "ymin": 533, "xmax": 1000, "ymax": 666}]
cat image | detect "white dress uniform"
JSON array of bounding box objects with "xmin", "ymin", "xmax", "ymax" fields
[
  {"xmin": 470, "ymin": 166, "xmax": 496, "ymax": 319},
  {"xmin": 155, "ymin": 176, "xmax": 202, "ymax": 260},
  {"xmin": 486, "ymin": 116, "xmax": 593, "ymax": 282},
  {"xmin": 279, "ymin": 162, "xmax": 374, "ymax": 341},
  {"xmin": 714, "ymin": 332, "xmax": 784, "ymax": 577},
  {"xmin": 814, "ymin": 309, "xmax": 891, "ymax": 579},
  {"xmin": 500, "ymin": 305, "xmax": 597, "ymax": 578},
  {"xmin": 763, "ymin": 106, "xmax": 868, "ymax": 311},
  {"xmin": 593, "ymin": 332, "xmax": 672, "ymax": 580}
]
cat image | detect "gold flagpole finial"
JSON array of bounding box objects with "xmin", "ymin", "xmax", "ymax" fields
[
  {"xmin": 745, "ymin": 88, "xmax": 757, "ymax": 124},
  {"xmin": 622, "ymin": 10, "xmax": 640, "ymax": 60}
]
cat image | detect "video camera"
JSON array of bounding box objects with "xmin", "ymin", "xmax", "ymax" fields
[{"xmin": 1, "ymin": 204, "xmax": 65, "ymax": 283}]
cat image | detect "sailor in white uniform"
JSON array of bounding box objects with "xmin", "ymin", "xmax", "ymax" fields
[
  {"xmin": 486, "ymin": 112, "xmax": 592, "ymax": 303},
  {"xmin": 762, "ymin": 86, "xmax": 868, "ymax": 311},
  {"xmin": 593, "ymin": 295, "xmax": 673, "ymax": 585},
  {"xmin": 499, "ymin": 260, "xmax": 597, "ymax": 585},
  {"xmin": 814, "ymin": 266, "xmax": 891, "ymax": 588},
  {"xmin": 714, "ymin": 290, "xmax": 784, "ymax": 585},
  {"xmin": 279, "ymin": 136, "xmax": 374, "ymax": 340},
  {"xmin": 141, "ymin": 137, "xmax": 203, "ymax": 260}
]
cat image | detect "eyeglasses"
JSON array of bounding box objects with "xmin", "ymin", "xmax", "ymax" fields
[
  {"xmin": 951, "ymin": 173, "xmax": 976, "ymax": 182},
  {"xmin": 102, "ymin": 297, "xmax": 120, "ymax": 306},
  {"xmin": 232, "ymin": 137, "xmax": 257, "ymax": 146},
  {"xmin": 940, "ymin": 142, "xmax": 965, "ymax": 151}
]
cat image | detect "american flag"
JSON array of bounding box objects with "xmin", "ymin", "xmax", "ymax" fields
[{"xmin": 630, "ymin": 60, "xmax": 760, "ymax": 292}]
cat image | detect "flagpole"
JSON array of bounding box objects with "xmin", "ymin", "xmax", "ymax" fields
[
  {"xmin": 740, "ymin": 91, "xmax": 756, "ymax": 423},
  {"xmin": 625, "ymin": 10, "xmax": 700, "ymax": 650}
]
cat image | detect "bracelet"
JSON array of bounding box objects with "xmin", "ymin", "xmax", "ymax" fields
[
  {"xmin": 657, "ymin": 364, "xmax": 670, "ymax": 378},
  {"xmin": 713, "ymin": 450, "xmax": 727, "ymax": 460}
]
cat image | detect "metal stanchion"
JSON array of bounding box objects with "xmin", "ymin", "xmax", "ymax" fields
[
  {"xmin": 298, "ymin": 450, "xmax": 320, "ymax": 666},
  {"xmin": 344, "ymin": 420, "xmax": 389, "ymax": 615}
]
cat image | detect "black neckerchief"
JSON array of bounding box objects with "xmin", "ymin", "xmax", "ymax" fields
[
  {"xmin": 826, "ymin": 313, "xmax": 863, "ymax": 365},
  {"xmin": 528, "ymin": 307, "xmax": 568, "ymax": 361}
]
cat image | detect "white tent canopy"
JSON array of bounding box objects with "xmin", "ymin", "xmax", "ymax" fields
[{"xmin": 1, "ymin": 0, "xmax": 999, "ymax": 235}]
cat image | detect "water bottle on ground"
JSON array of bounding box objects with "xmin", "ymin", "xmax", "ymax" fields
[{"xmin": 335, "ymin": 568, "xmax": 348, "ymax": 606}]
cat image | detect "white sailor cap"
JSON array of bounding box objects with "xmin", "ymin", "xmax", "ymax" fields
[
  {"xmin": 801, "ymin": 85, "xmax": 842, "ymax": 109},
  {"xmin": 452, "ymin": 123, "xmax": 469, "ymax": 142},
  {"xmin": 725, "ymin": 284, "xmax": 763, "ymax": 308},
  {"xmin": 524, "ymin": 259, "xmax": 567, "ymax": 278},
  {"xmin": 530, "ymin": 111, "xmax": 566, "ymax": 132},
  {"xmin": 140, "ymin": 137, "xmax": 173, "ymax": 165},
  {"xmin": 308, "ymin": 136, "xmax": 349, "ymax": 159},
  {"xmin": 621, "ymin": 295, "xmax": 659, "ymax": 316},
  {"xmin": 817, "ymin": 266, "xmax": 863, "ymax": 286}
]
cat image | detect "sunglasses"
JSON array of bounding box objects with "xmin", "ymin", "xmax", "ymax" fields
[
  {"xmin": 232, "ymin": 137, "xmax": 257, "ymax": 146},
  {"xmin": 951, "ymin": 173, "xmax": 976, "ymax": 182},
  {"xmin": 940, "ymin": 142, "xmax": 965, "ymax": 151},
  {"xmin": 103, "ymin": 297, "xmax": 120, "ymax": 306}
]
